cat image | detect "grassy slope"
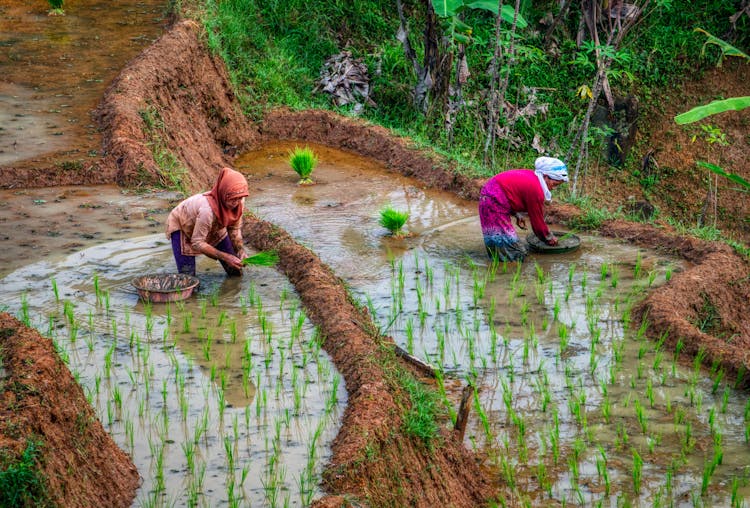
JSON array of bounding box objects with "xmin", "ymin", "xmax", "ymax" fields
[{"xmin": 197, "ymin": 0, "xmax": 748, "ymax": 240}]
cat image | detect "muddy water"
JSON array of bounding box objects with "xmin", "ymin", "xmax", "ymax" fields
[
  {"xmin": 0, "ymin": 185, "xmax": 179, "ymax": 278},
  {"xmin": 2, "ymin": 141, "xmax": 750, "ymax": 506},
  {"xmin": 0, "ymin": 0, "xmax": 166, "ymax": 166},
  {"xmin": 1, "ymin": 234, "xmax": 344, "ymax": 507},
  {"xmin": 236, "ymin": 141, "xmax": 750, "ymax": 506}
]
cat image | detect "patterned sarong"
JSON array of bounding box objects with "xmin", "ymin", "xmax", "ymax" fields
[{"xmin": 478, "ymin": 179, "xmax": 528, "ymax": 262}]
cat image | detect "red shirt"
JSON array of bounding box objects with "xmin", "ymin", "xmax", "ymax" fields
[{"xmin": 491, "ymin": 169, "xmax": 550, "ymax": 240}]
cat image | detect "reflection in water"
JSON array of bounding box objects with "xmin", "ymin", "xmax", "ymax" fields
[{"xmin": 0, "ymin": 0, "xmax": 165, "ymax": 164}]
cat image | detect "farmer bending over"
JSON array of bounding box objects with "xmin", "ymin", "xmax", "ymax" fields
[
  {"xmin": 479, "ymin": 156, "xmax": 568, "ymax": 262},
  {"xmin": 166, "ymin": 167, "xmax": 249, "ymax": 276}
]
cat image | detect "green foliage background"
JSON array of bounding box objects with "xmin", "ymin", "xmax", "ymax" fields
[{"xmin": 200, "ymin": 0, "xmax": 746, "ymax": 178}]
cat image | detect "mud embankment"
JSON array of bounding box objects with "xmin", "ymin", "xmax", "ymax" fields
[{"xmin": 0, "ymin": 313, "xmax": 140, "ymax": 508}]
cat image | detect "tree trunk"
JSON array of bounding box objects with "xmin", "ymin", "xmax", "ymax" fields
[{"xmin": 482, "ymin": 0, "xmax": 506, "ymax": 166}]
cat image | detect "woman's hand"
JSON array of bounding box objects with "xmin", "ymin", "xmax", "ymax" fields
[
  {"xmin": 514, "ymin": 215, "xmax": 527, "ymax": 230},
  {"xmin": 222, "ymin": 252, "xmax": 245, "ymax": 271},
  {"xmin": 545, "ymin": 235, "xmax": 558, "ymax": 246}
]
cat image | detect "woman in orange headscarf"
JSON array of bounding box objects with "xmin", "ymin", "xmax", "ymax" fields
[{"xmin": 166, "ymin": 167, "xmax": 250, "ymax": 276}]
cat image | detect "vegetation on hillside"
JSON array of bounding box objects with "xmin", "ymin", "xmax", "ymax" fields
[
  {"xmin": 201, "ymin": 2, "xmax": 744, "ymax": 160},
  {"xmin": 198, "ymin": 0, "xmax": 748, "ymax": 242}
]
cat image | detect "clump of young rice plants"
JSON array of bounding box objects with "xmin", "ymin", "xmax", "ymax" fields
[
  {"xmin": 47, "ymin": 0, "xmax": 64, "ymax": 15},
  {"xmin": 288, "ymin": 145, "xmax": 318, "ymax": 185},
  {"xmin": 379, "ymin": 205, "xmax": 410, "ymax": 238},
  {"xmin": 241, "ymin": 250, "xmax": 279, "ymax": 267}
]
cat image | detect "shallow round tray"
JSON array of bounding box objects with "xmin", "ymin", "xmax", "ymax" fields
[
  {"xmin": 526, "ymin": 231, "xmax": 581, "ymax": 254},
  {"xmin": 131, "ymin": 273, "xmax": 200, "ymax": 303}
]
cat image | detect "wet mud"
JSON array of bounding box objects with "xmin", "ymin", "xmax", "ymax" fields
[
  {"xmin": 1, "ymin": 12, "xmax": 749, "ymax": 508},
  {"xmin": 0, "ymin": 0, "xmax": 167, "ymax": 186}
]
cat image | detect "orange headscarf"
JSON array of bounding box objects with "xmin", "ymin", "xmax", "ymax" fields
[{"xmin": 204, "ymin": 167, "xmax": 249, "ymax": 227}]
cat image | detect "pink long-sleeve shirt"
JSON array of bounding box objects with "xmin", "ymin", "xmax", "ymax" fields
[{"xmin": 488, "ymin": 169, "xmax": 551, "ymax": 241}]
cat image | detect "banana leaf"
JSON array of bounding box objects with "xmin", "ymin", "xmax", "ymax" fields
[
  {"xmin": 432, "ymin": 0, "xmax": 528, "ymax": 28},
  {"xmin": 695, "ymin": 28, "xmax": 750, "ymax": 62},
  {"xmin": 674, "ymin": 97, "xmax": 750, "ymax": 125},
  {"xmin": 696, "ymin": 161, "xmax": 750, "ymax": 192}
]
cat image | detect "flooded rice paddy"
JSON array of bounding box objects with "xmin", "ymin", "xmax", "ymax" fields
[
  {"xmin": 1, "ymin": 141, "xmax": 749, "ymax": 506},
  {"xmin": 0, "ymin": 0, "xmax": 165, "ymax": 165}
]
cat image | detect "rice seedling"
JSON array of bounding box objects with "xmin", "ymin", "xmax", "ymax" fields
[
  {"xmin": 519, "ymin": 299, "xmax": 529, "ymax": 325},
  {"xmin": 722, "ymin": 386, "xmax": 730, "ymax": 413},
  {"xmin": 634, "ymin": 399, "xmax": 648, "ymax": 434},
  {"xmin": 216, "ymin": 310, "xmax": 228, "ymax": 328},
  {"xmin": 610, "ymin": 265, "xmax": 619, "ymax": 288},
  {"xmin": 106, "ymin": 400, "xmax": 114, "ymax": 427},
  {"xmin": 535, "ymin": 282, "xmax": 545, "ymax": 305},
  {"xmin": 288, "ymin": 145, "xmax": 318, "ymax": 185},
  {"xmin": 595, "ymin": 446, "xmax": 610, "ymax": 496},
  {"xmin": 93, "ymin": 273, "xmax": 106, "ymax": 306},
  {"xmin": 633, "ymin": 251, "xmax": 643, "ymax": 279},
  {"xmin": 557, "ymin": 323, "xmax": 569, "ymax": 352},
  {"xmin": 731, "ymin": 478, "xmax": 745, "ymax": 508},
  {"xmin": 600, "ymin": 262, "xmax": 609, "ymax": 281},
  {"xmin": 182, "ymin": 312, "xmax": 192, "ymax": 333},
  {"xmin": 701, "ymin": 448, "xmax": 722, "ymax": 495},
  {"xmin": 50, "ymin": 277, "xmax": 60, "ymax": 302},
  {"xmin": 632, "ymin": 448, "xmax": 643, "ymax": 494},
  {"xmin": 46, "ymin": 315, "xmax": 55, "ymax": 337},
  {"xmin": 550, "ymin": 410, "xmax": 560, "ymax": 465}
]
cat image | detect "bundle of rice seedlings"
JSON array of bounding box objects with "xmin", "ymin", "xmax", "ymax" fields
[
  {"xmin": 241, "ymin": 251, "xmax": 279, "ymax": 266},
  {"xmin": 47, "ymin": 0, "xmax": 64, "ymax": 14},
  {"xmin": 379, "ymin": 206, "xmax": 409, "ymax": 237},
  {"xmin": 288, "ymin": 146, "xmax": 318, "ymax": 185}
]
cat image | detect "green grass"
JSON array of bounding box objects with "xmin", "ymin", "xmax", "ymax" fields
[
  {"xmin": 564, "ymin": 195, "xmax": 618, "ymax": 230},
  {"xmin": 382, "ymin": 349, "xmax": 443, "ymax": 448},
  {"xmin": 692, "ymin": 292, "xmax": 720, "ymax": 335},
  {"xmin": 138, "ymin": 107, "xmax": 188, "ymax": 193},
  {"xmin": 0, "ymin": 440, "xmax": 51, "ymax": 508},
  {"xmin": 200, "ymin": 0, "xmax": 739, "ymax": 176}
]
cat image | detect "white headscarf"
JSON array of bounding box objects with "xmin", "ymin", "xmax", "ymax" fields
[{"xmin": 534, "ymin": 157, "xmax": 568, "ymax": 201}]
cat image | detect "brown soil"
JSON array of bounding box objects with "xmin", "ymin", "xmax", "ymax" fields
[
  {"xmin": 1, "ymin": 15, "xmax": 749, "ymax": 508},
  {"xmin": 577, "ymin": 58, "xmax": 750, "ymax": 245},
  {"xmin": 0, "ymin": 313, "xmax": 140, "ymax": 507}
]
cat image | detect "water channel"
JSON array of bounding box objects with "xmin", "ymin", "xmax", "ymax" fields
[{"xmin": 2, "ymin": 141, "xmax": 749, "ymax": 506}]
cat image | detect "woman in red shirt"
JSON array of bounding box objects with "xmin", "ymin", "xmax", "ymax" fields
[{"xmin": 479, "ymin": 157, "xmax": 568, "ymax": 261}]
